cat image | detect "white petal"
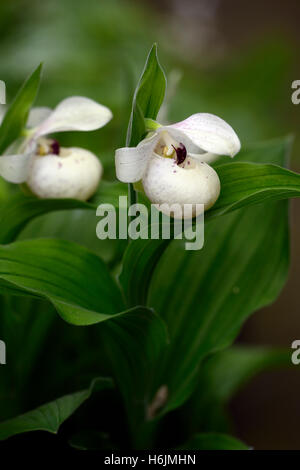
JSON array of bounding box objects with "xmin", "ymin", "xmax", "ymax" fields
[
  {"xmin": 164, "ymin": 113, "xmax": 241, "ymax": 157},
  {"xmin": 115, "ymin": 134, "xmax": 158, "ymax": 183},
  {"xmin": 0, "ymin": 151, "xmax": 33, "ymax": 183},
  {"xmin": 34, "ymin": 97, "xmax": 113, "ymax": 137},
  {"xmin": 27, "ymin": 107, "xmax": 52, "ymax": 128}
]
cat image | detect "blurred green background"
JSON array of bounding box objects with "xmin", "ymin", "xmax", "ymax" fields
[{"xmin": 1, "ymin": 0, "xmax": 300, "ymax": 449}]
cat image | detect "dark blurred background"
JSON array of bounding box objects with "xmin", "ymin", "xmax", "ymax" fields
[{"xmin": 1, "ymin": 0, "xmax": 300, "ymax": 449}]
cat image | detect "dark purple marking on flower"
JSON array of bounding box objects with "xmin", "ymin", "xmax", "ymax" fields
[
  {"xmin": 51, "ymin": 139, "xmax": 60, "ymax": 155},
  {"xmin": 172, "ymin": 143, "xmax": 187, "ymax": 166}
]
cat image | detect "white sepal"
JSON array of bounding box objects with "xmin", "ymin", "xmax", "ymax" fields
[
  {"xmin": 0, "ymin": 151, "xmax": 34, "ymax": 183},
  {"xmin": 115, "ymin": 134, "xmax": 158, "ymax": 183}
]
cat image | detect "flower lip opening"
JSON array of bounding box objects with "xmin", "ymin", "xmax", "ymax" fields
[
  {"xmin": 172, "ymin": 143, "xmax": 187, "ymax": 166},
  {"xmin": 50, "ymin": 139, "xmax": 60, "ymax": 155},
  {"xmin": 37, "ymin": 138, "xmax": 60, "ymax": 156}
]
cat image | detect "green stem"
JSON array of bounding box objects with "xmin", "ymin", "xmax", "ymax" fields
[
  {"xmin": 128, "ymin": 183, "xmax": 137, "ymax": 242},
  {"xmin": 128, "ymin": 182, "xmax": 137, "ymax": 208}
]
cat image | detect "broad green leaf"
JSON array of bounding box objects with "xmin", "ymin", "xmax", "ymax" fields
[
  {"xmin": 0, "ymin": 181, "xmax": 127, "ymax": 245},
  {"xmin": 183, "ymin": 347, "xmax": 290, "ymax": 434},
  {"xmin": 0, "ymin": 236, "xmax": 168, "ymax": 443},
  {"xmin": 0, "ymin": 194, "xmax": 92, "ymax": 244},
  {"xmin": 98, "ymin": 305, "xmax": 168, "ymax": 446},
  {"xmin": 119, "ymin": 238, "xmax": 170, "ymax": 307},
  {"xmin": 0, "ymin": 297, "xmax": 56, "ymax": 412},
  {"xmin": 126, "ymin": 43, "xmax": 166, "ymax": 147},
  {"xmin": 0, "ymin": 237, "xmax": 168, "ymax": 436},
  {"xmin": 18, "ymin": 209, "xmax": 127, "ymax": 268},
  {"xmin": 180, "ymin": 433, "xmax": 249, "ymax": 450},
  {"xmin": 0, "ymin": 64, "xmax": 42, "ymax": 154},
  {"xmin": 207, "ymin": 161, "xmax": 300, "ymax": 220},
  {"xmin": 0, "ymin": 238, "xmax": 124, "ymax": 322},
  {"xmin": 147, "ymin": 202, "xmax": 289, "ymax": 412},
  {"xmin": 0, "ymin": 377, "xmax": 112, "ymax": 440}
]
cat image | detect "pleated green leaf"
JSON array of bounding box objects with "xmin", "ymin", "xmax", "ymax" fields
[
  {"xmin": 0, "ymin": 194, "xmax": 92, "ymax": 244},
  {"xmin": 207, "ymin": 161, "xmax": 300, "ymax": 220},
  {"xmin": 0, "ymin": 181, "xmax": 127, "ymax": 244},
  {"xmin": 0, "ymin": 238, "xmax": 124, "ymax": 322},
  {"xmin": 119, "ymin": 238, "xmax": 170, "ymax": 307},
  {"xmin": 0, "ymin": 237, "xmax": 168, "ymax": 439},
  {"xmin": 126, "ymin": 43, "xmax": 166, "ymax": 147},
  {"xmin": 147, "ymin": 201, "xmax": 289, "ymax": 412},
  {"xmin": 0, "ymin": 64, "xmax": 42, "ymax": 154},
  {"xmin": 0, "ymin": 377, "xmax": 112, "ymax": 440}
]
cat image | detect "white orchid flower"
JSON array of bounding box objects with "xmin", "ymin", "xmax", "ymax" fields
[
  {"xmin": 0, "ymin": 97, "xmax": 112, "ymax": 200},
  {"xmin": 115, "ymin": 113, "xmax": 240, "ymax": 218}
]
